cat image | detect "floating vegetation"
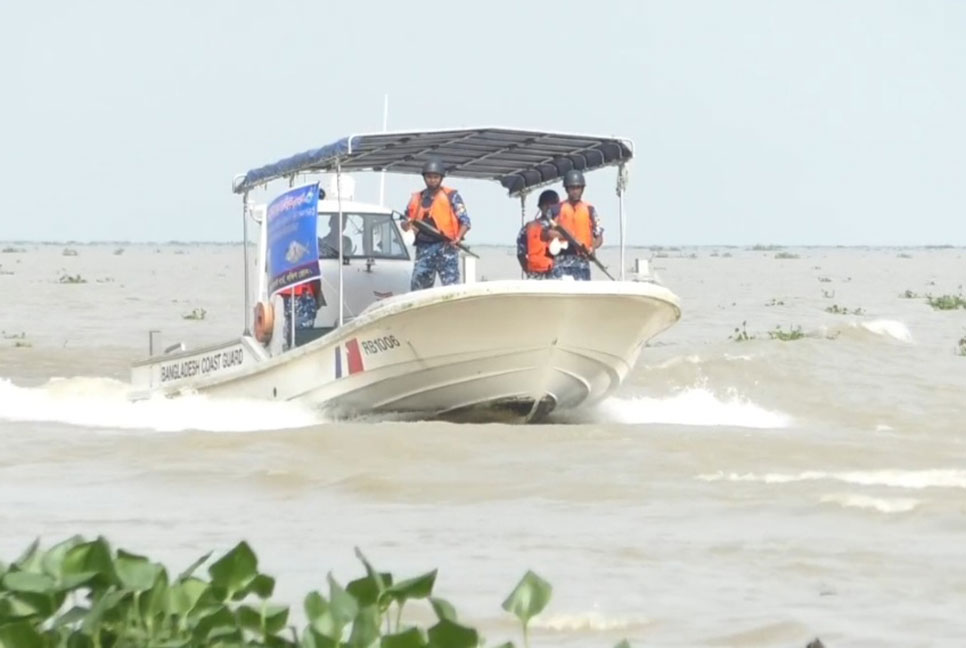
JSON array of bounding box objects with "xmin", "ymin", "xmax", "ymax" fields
[
  {"xmin": 0, "ymin": 265, "xmax": 12, "ymax": 276},
  {"xmin": 57, "ymin": 274, "xmax": 87, "ymax": 284},
  {"xmin": 721, "ymin": 251, "xmax": 733, "ymax": 258},
  {"xmin": 14, "ymin": 340, "xmax": 32, "ymax": 348},
  {"xmin": 654, "ymin": 252, "xmax": 669, "ymax": 258},
  {"xmin": 729, "ymin": 321, "xmax": 755, "ymax": 342},
  {"xmin": 113, "ymin": 247, "xmax": 125, "ymax": 255},
  {"xmin": 751, "ymin": 244, "xmax": 783, "ymax": 251},
  {"xmin": 183, "ymin": 307, "xmax": 207, "ymax": 320},
  {"xmin": 899, "ymin": 289, "xmax": 919, "ymax": 299},
  {"xmin": 817, "ymin": 276, "xmax": 832, "ymax": 283},
  {"xmin": 768, "ymin": 324, "xmax": 806, "ymax": 341},
  {"xmin": 958, "ymin": 336, "xmax": 966, "ymax": 357},
  {"xmin": 62, "ymin": 247, "xmax": 78, "ymax": 256},
  {"xmin": 95, "ymin": 277, "xmax": 116, "ymax": 284},
  {"xmin": 1, "ymin": 246, "xmax": 25, "ymax": 253},
  {"xmin": 821, "ymin": 289, "xmax": 835, "ymax": 299},
  {"xmin": 0, "ymin": 537, "xmax": 627, "ymax": 648},
  {"xmin": 825, "ymin": 304, "xmax": 864, "ymax": 315},
  {"xmin": 765, "ymin": 298, "xmax": 785, "ymax": 307},
  {"xmin": 926, "ymin": 294, "xmax": 966, "ymax": 311},
  {"xmin": 687, "ymin": 252, "xmax": 698, "ymax": 259},
  {"xmin": 2, "ymin": 331, "xmax": 26, "ymax": 340},
  {"xmin": 774, "ymin": 251, "xmax": 800, "ymax": 259},
  {"xmin": 710, "ymin": 251, "xmax": 720, "ymax": 257},
  {"xmin": 897, "ymin": 252, "xmax": 913, "ymax": 259}
]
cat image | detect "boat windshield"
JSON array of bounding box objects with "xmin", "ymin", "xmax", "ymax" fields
[{"xmin": 317, "ymin": 212, "xmax": 410, "ymax": 260}]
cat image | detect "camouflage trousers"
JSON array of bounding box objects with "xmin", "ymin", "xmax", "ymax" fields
[
  {"xmin": 282, "ymin": 293, "xmax": 318, "ymax": 347},
  {"xmin": 411, "ymin": 242, "xmax": 461, "ymax": 290},
  {"xmin": 554, "ymin": 255, "xmax": 591, "ymax": 280},
  {"xmin": 525, "ymin": 267, "xmax": 561, "ymax": 280}
]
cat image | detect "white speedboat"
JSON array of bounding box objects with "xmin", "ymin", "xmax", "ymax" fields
[{"xmin": 130, "ymin": 127, "xmax": 681, "ymax": 422}]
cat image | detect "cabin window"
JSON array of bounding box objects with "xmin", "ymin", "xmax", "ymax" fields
[{"xmin": 317, "ymin": 212, "xmax": 410, "ymax": 260}]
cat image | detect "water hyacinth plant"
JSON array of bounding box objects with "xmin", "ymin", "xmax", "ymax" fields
[
  {"xmin": 926, "ymin": 294, "xmax": 966, "ymax": 311},
  {"xmin": 768, "ymin": 325, "xmax": 806, "ymax": 341},
  {"xmin": 824, "ymin": 305, "xmax": 864, "ymax": 316},
  {"xmin": 0, "ymin": 537, "xmax": 636, "ymax": 648},
  {"xmin": 183, "ymin": 308, "xmax": 208, "ymax": 321}
]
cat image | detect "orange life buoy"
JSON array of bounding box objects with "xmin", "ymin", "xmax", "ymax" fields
[{"xmin": 253, "ymin": 301, "xmax": 274, "ymax": 344}]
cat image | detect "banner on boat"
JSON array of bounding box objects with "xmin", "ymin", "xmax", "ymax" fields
[{"xmin": 267, "ymin": 183, "xmax": 320, "ymax": 295}]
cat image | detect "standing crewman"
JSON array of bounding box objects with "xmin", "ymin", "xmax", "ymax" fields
[
  {"xmin": 400, "ymin": 159, "xmax": 471, "ymax": 290},
  {"xmin": 550, "ymin": 170, "xmax": 603, "ymax": 280},
  {"xmin": 516, "ymin": 189, "xmax": 562, "ymax": 279}
]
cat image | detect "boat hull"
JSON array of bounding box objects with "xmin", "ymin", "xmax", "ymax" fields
[{"xmin": 132, "ymin": 280, "xmax": 680, "ymax": 423}]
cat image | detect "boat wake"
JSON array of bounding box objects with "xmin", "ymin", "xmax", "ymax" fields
[
  {"xmin": 697, "ymin": 468, "xmax": 966, "ymax": 489},
  {"xmin": 0, "ymin": 377, "xmax": 323, "ymax": 433},
  {"xmin": 563, "ymin": 387, "xmax": 791, "ymax": 428}
]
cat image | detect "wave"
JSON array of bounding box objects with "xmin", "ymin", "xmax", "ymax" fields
[
  {"xmin": 585, "ymin": 388, "xmax": 791, "ymax": 428},
  {"xmin": 820, "ymin": 493, "xmax": 920, "ymax": 513},
  {"xmin": 530, "ymin": 611, "xmax": 649, "ymax": 632},
  {"xmin": 857, "ymin": 319, "xmax": 913, "ymax": 342},
  {"xmin": 0, "ymin": 377, "xmax": 323, "ymax": 432},
  {"xmin": 697, "ymin": 469, "xmax": 966, "ymax": 490}
]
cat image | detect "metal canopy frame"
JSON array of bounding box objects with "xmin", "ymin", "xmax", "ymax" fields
[
  {"xmin": 232, "ymin": 127, "xmax": 633, "ymax": 197},
  {"xmin": 234, "ymin": 127, "xmax": 636, "ymax": 335}
]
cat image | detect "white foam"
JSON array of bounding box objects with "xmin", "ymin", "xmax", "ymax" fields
[
  {"xmin": 857, "ymin": 319, "xmax": 913, "ymax": 342},
  {"xmin": 596, "ymin": 388, "xmax": 791, "ymax": 429},
  {"xmin": 0, "ymin": 377, "xmax": 323, "ymax": 432},
  {"xmin": 698, "ymin": 469, "xmax": 966, "ymax": 490},
  {"xmin": 530, "ymin": 611, "xmax": 646, "ymax": 632},
  {"xmin": 820, "ymin": 493, "xmax": 920, "ymax": 513}
]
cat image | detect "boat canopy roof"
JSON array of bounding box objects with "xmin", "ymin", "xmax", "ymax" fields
[{"xmin": 232, "ymin": 127, "xmax": 633, "ymax": 197}]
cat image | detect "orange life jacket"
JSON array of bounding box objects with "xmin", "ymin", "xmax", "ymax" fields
[
  {"xmin": 525, "ymin": 220, "xmax": 554, "ymax": 273},
  {"xmin": 556, "ymin": 200, "xmax": 594, "ymax": 249},
  {"xmin": 406, "ymin": 187, "xmax": 459, "ymax": 239},
  {"xmin": 279, "ymin": 282, "xmax": 315, "ymax": 298}
]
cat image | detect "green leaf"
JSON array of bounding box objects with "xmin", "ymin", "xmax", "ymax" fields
[
  {"xmin": 381, "ymin": 626, "xmax": 429, "ymax": 648},
  {"xmin": 613, "ymin": 640, "xmax": 632, "ymax": 648},
  {"xmin": 61, "ymin": 538, "xmax": 117, "ymax": 590},
  {"xmin": 347, "ymin": 605, "xmax": 380, "ymax": 648},
  {"xmin": 80, "ymin": 589, "xmax": 128, "ymax": 634},
  {"xmin": 57, "ymin": 572, "xmax": 99, "ymax": 592},
  {"xmin": 139, "ymin": 569, "xmax": 170, "ymax": 621},
  {"xmin": 381, "ymin": 570, "xmax": 437, "ymax": 607},
  {"xmin": 11, "ymin": 540, "xmax": 41, "ymax": 573},
  {"xmin": 328, "ymin": 574, "xmax": 359, "ymax": 629},
  {"xmin": 52, "ymin": 605, "xmax": 89, "ymax": 629},
  {"xmin": 166, "ymin": 577, "xmax": 209, "ymax": 616},
  {"xmin": 428, "ymin": 597, "xmax": 457, "ymax": 623},
  {"xmin": 207, "ymin": 541, "xmax": 257, "ymax": 598},
  {"xmin": 237, "ymin": 604, "xmax": 262, "ymax": 633},
  {"xmin": 251, "ymin": 573, "xmax": 276, "ymax": 599},
  {"xmin": 115, "ymin": 550, "xmax": 163, "ymax": 592},
  {"xmin": 191, "ymin": 605, "xmax": 235, "ymax": 641},
  {"xmin": 0, "ymin": 620, "xmax": 45, "ymax": 648},
  {"xmin": 304, "ymin": 591, "xmax": 341, "ymax": 640},
  {"xmin": 2, "ymin": 571, "xmax": 55, "ymax": 594},
  {"xmin": 41, "ymin": 536, "xmax": 85, "ymax": 579},
  {"xmin": 0, "ymin": 590, "xmax": 64, "ymax": 621},
  {"xmin": 304, "ymin": 591, "xmax": 327, "ymax": 622},
  {"xmin": 427, "ymin": 619, "xmax": 479, "ymax": 648},
  {"xmin": 304, "ymin": 628, "xmax": 340, "ymax": 648},
  {"xmin": 263, "ymin": 604, "xmax": 290, "ymax": 635},
  {"xmin": 177, "ymin": 551, "xmax": 212, "ymax": 581},
  {"xmin": 346, "ymin": 572, "xmax": 394, "ymax": 608},
  {"xmin": 501, "ymin": 571, "xmax": 552, "ymax": 626}
]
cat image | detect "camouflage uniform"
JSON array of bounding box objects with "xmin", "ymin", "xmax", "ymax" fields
[
  {"xmin": 405, "ymin": 189, "xmax": 471, "ymax": 290},
  {"xmin": 549, "ymin": 202, "xmax": 604, "ymax": 281},
  {"xmin": 282, "ymin": 292, "xmax": 317, "ymax": 348}
]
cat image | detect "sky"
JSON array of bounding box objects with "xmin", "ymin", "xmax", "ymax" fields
[{"xmin": 1, "ymin": 0, "xmax": 964, "ymax": 245}]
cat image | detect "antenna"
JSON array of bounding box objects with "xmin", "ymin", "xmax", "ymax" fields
[{"xmin": 378, "ymin": 94, "xmax": 389, "ymax": 206}]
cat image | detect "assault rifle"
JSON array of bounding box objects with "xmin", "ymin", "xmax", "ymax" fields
[
  {"xmin": 552, "ymin": 222, "xmax": 615, "ymax": 281},
  {"xmin": 393, "ymin": 212, "xmax": 480, "ymax": 259}
]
